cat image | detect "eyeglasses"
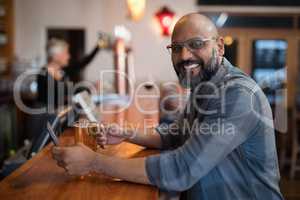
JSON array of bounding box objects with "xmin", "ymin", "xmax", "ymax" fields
[{"xmin": 166, "ymin": 37, "xmax": 217, "ymax": 54}]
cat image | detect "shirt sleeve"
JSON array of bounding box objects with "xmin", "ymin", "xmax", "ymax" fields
[
  {"xmin": 145, "ymin": 85, "xmax": 263, "ymax": 192},
  {"xmin": 64, "ymin": 45, "xmax": 100, "ymax": 77}
]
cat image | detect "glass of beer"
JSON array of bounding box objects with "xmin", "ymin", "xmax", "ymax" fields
[
  {"xmin": 73, "ymin": 119, "xmax": 99, "ymax": 151},
  {"xmin": 72, "ymin": 119, "xmax": 103, "ymax": 180}
]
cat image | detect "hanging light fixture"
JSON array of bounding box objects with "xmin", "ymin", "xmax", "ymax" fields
[
  {"xmin": 155, "ymin": 6, "xmax": 175, "ymax": 37},
  {"xmin": 127, "ymin": 0, "xmax": 146, "ymax": 21}
]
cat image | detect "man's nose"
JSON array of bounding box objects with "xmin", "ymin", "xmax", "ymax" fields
[{"xmin": 179, "ymin": 46, "xmax": 193, "ymax": 60}]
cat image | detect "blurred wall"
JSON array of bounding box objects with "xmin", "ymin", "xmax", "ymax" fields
[{"xmin": 14, "ymin": 0, "xmax": 198, "ymax": 83}]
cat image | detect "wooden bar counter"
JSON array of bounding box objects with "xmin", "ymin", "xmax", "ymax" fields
[
  {"xmin": 0, "ymin": 130, "xmax": 159, "ymax": 200},
  {"xmin": 0, "ymin": 98, "xmax": 160, "ymax": 200}
]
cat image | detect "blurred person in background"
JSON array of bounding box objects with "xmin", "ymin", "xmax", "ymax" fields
[{"xmin": 37, "ymin": 38, "xmax": 104, "ymax": 109}]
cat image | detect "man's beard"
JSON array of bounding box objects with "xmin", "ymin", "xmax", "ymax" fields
[{"xmin": 174, "ymin": 55, "xmax": 219, "ymax": 89}]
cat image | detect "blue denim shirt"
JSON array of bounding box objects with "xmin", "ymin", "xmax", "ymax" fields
[{"xmin": 145, "ymin": 59, "xmax": 284, "ymax": 200}]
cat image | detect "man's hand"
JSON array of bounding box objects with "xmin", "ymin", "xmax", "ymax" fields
[
  {"xmin": 52, "ymin": 141, "xmax": 151, "ymax": 185},
  {"xmin": 52, "ymin": 143, "xmax": 97, "ymax": 176},
  {"xmin": 96, "ymin": 123, "xmax": 163, "ymax": 149},
  {"xmin": 96, "ymin": 124, "xmax": 132, "ymax": 147}
]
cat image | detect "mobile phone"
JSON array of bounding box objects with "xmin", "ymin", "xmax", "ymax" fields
[{"xmin": 47, "ymin": 122, "xmax": 59, "ymax": 146}]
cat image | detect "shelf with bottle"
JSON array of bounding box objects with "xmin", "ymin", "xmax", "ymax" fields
[
  {"xmin": 0, "ymin": 31, "xmax": 7, "ymax": 46},
  {"xmin": 0, "ymin": 7, "xmax": 5, "ymax": 18},
  {"xmin": 0, "ymin": 5, "xmax": 5, "ymax": 31},
  {"xmin": 0, "ymin": 0, "xmax": 14, "ymax": 76},
  {"xmin": 0, "ymin": 0, "xmax": 7, "ymax": 40},
  {"xmin": 0, "ymin": 0, "xmax": 5, "ymax": 17},
  {"xmin": 0, "ymin": 20, "xmax": 4, "ymax": 32},
  {"xmin": 0, "ymin": 56, "xmax": 7, "ymax": 74}
]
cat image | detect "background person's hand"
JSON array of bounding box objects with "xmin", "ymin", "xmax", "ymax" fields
[
  {"xmin": 97, "ymin": 33, "xmax": 112, "ymax": 49},
  {"xmin": 52, "ymin": 143, "xmax": 97, "ymax": 176}
]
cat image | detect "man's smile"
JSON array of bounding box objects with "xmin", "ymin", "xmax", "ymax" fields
[
  {"xmin": 183, "ymin": 63, "xmax": 202, "ymax": 76},
  {"xmin": 184, "ymin": 63, "xmax": 199, "ymax": 70}
]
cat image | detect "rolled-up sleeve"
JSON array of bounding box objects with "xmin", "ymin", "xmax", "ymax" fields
[{"xmin": 146, "ymin": 86, "xmax": 263, "ymax": 191}]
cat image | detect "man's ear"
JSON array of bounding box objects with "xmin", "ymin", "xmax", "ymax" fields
[{"xmin": 216, "ymin": 36, "xmax": 225, "ymax": 57}]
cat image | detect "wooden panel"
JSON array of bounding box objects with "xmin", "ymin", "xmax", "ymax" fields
[{"xmin": 287, "ymin": 34, "xmax": 299, "ymax": 108}]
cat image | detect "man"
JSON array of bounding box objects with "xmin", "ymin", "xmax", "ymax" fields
[{"xmin": 52, "ymin": 13, "xmax": 283, "ymax": 199}]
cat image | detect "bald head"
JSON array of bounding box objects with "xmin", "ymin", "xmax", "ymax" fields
[
  {"xmin": 172, "ymin": 13, "xmax": 218, "ymax": 42},
  {"xmin": 169, "ymin": 13, "xmax": 225, "ymax": 88}
]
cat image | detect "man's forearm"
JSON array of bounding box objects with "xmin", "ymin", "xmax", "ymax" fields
[
  {"xmin": 125, "ymin": 128, "xmax": 162, "ymax": 149},
  {"xmin": 92, "ymin": 154, "xmax": 151, "ymax": 185}
]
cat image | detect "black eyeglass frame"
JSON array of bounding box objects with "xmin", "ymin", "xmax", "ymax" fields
[{"xmin": 166, "ymin": 37, "xmax": 217, "ymax": 54}]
